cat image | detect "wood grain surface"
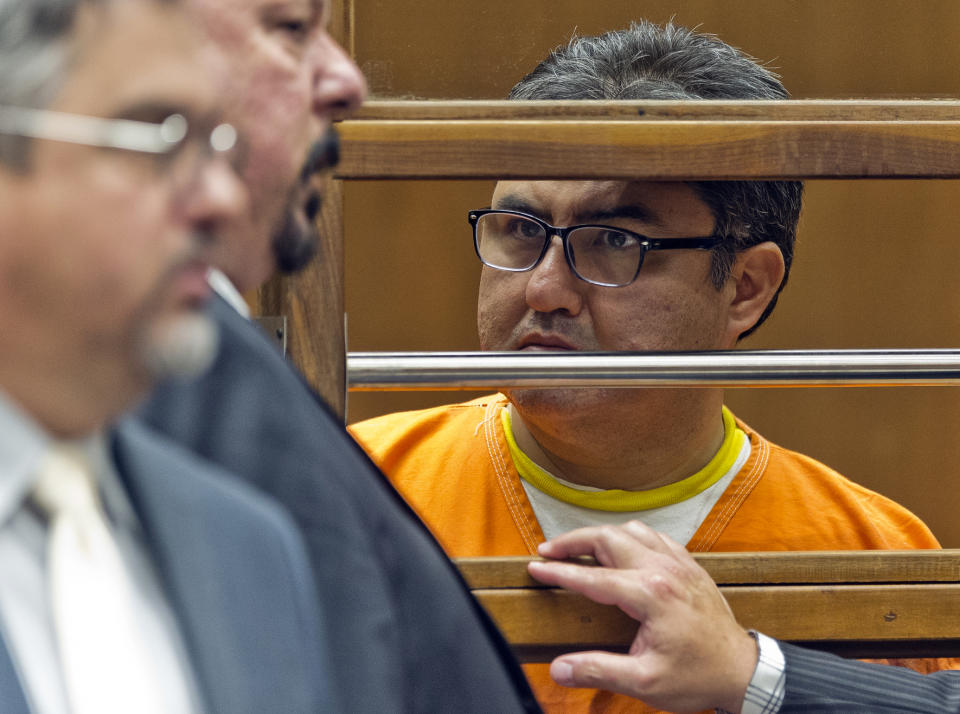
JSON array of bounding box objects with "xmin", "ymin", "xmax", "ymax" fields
[
  {"xmin": 458, "ymin": 552, "xmax": 960, "ymax": 660},
  {"xmin": 338, "ymin": 114, "xmax": 960, "ymax": 180}
]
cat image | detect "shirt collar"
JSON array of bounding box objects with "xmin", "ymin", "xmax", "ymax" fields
[
  {"xmin": 207, "ymin": 268, "xmax": 250, "ymax": 319},
  {"xmin": 0, "ymin": 391, "xmax": 51, "ymax": 528},
  {"xmin": 85, "ymin": 430, "xmax": 139, "ymax": 532},
  {"xmin": 0, "ymin": 391, "xmax": 137, "ymax": 532}
]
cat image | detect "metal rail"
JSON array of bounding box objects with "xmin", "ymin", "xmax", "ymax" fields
[{"xmin": 347, "ymin": 349, "xmax": 960, "ymax": 390}]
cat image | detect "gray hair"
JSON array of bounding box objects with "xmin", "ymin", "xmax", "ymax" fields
[
  {"xmin": 0, "ymin": 0, "xmax": 173, "ymax": 169},
  {"xmin": 0, "ymin": 0, "xmax": 83, "ymax": 167},
  {"xmin": 511, "ymin": 21, "xmax": 804, "ymax": 338}
]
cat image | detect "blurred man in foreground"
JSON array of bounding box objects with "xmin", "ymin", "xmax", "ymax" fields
[{"xmin": 0, "ymin": 0, "xmax": 341, "ymax": 711}]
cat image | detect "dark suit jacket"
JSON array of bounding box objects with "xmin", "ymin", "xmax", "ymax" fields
[
  {"xmin": 139, "ymin": 296, "xmax": 539, "ymax": 713},
  {"xmin": 781, "ymin": 641, "xmax": 960, "ymax": 713},
  {"xmin": 0, "ymin": 418, "xmax": 332, "ymax": 714}
]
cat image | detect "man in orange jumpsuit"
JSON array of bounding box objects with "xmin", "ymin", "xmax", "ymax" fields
[{"xmin": 350, "ymin": 20, "xmax": 951, "ymax": 713}]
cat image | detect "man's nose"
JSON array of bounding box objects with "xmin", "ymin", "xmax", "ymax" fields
[
  {"xmin": 309, "ymin": 33, "xmax": 367, "ymax": 121},
  {"xmin": 181, "ymin": 157, "xmax": 247, "ymax": 232},
  {"xmin": 524, "ymin": 236, "xmax": 586, "ymax": 315}
]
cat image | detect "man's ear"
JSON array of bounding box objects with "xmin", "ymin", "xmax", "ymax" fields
[{"xmin": 724, "ymin": 242, "xmax": 785, "ymax": 343}]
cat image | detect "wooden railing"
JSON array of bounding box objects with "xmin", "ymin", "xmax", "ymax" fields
[
  {"xmin": 258, "ymin": 99, "xmax": 960, "ymax": 414},
  {"xmin": 338, "ymin": 100, "xmax": 960, "ymax": 180},
  {"xmin": 458, "ymin": 551, "xmax": 960, "ymax": 661},
  {"xmin": 258, "ymin": 99, "xmax": 960, "ymax": 660}
]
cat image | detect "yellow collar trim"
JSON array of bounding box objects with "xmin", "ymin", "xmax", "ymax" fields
[{"xmin": 501, "ymin": 405, "xmax": 746, "ymax": 512}]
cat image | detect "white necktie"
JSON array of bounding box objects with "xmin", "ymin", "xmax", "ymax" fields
[{"xmin": 33, "ymin": 444, "xmax": 167, "ymax": 714}]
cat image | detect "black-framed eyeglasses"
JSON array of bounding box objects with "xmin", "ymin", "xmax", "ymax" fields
[
  {"xmin": 469, "ymin": 209, "xmax": 723, "ymax": 288},
  {"xmin": 0, "ymin": 105, "xmax": 241, "ymax": 184}
]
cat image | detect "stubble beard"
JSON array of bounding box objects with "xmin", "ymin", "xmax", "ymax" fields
[
  {"xmin": 270, "ymin": 129, "xmax": 340, "ymax": 275},
  {"xmin": 134, "ymin": 243, "xmax": 220, "ymax": 382},
  {"xmin": 139, "ymin": 309, "xmax": 219, "ymax": 381},
  {"xmin": 270, "ymin": 194, "xmax": 319, "ymax": 274}
]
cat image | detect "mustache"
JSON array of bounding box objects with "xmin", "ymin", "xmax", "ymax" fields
[
  {"xmin": 300, "ymin": 127, "xmax": 340, "ymax": 182},
  {"xmin": 511, "ymin": 312, "xmax": 595, "ymax": 349}
]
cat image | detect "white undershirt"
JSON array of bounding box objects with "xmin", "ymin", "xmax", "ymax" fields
[{"xmin": 521, "ymin": 436, "xmax": 751, "ymax": 545}]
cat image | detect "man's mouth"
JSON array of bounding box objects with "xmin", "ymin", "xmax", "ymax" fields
[
  {"xmin": 516, "ymin": 334, "xmax": 578, "ymax": 351},
  {"xmin": 173, "ymin": 260, "xmax": 213, "ymax": 307}
]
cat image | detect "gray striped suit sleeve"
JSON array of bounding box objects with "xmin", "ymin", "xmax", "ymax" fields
[{"xmin": 780, "ymin": 641, "xmax": 960, "ymax": 713}]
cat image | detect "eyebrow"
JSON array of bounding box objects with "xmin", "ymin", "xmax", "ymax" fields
[
  {"xmin": 493, "ymin": 194, "xmax": 665, "ymax": 228},
  {"xmin": 579, "ymin": 204, "xmax": 664, "ymax": 228},
  {"xmin": 491, "ymin": 195, "xmax": 540, "ymax": 215},
  {"xmin": 108, "ymin": 101, "xmax": 190, "ymax": 125}
]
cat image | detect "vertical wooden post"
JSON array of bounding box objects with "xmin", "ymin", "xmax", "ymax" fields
[{"xmin": 253, "ymin": 0, "xmax": 354, "ymax": 420}]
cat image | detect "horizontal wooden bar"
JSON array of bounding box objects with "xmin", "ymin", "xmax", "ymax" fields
[
  {"xmin": 476, "ymin": 584, "xmax": 960, "ymax": 643},
  {"xmin": 354, "ymin": 99, "xmax": 960, "ymax": 122},
  {"xmin": 460, "ymin": 553, "xmax": 960, "ymax": 661},
  {"xmin": 699, "ymin": 550, "xmax": 960, "ymax": 585},
  {"xmin": 336, "ymin": 119, "xmax": 960, "ymax": 179},
  {"xmin": 457, "ymin": 551, "xmax": 960, "ymax": 588},
  {"xmin": 475, "ymin": 586, "xmax": 960, "ymax": 661}
]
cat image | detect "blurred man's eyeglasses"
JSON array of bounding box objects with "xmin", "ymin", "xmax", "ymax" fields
[
  {"xmin": 469, "ymin": 208, "xmax": 723, "ymax": 288},
  {"xmin": 0, "ymin": 105, "xmax": 241, "ymax": 184}
]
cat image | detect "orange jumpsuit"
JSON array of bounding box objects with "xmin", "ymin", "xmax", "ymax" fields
[{"xmin": 351, "ymin": 394, "xmax": 950, "ymax": 713}]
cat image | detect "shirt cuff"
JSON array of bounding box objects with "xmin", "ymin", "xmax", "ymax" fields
[{"xmin": 717, "ymin": 630, "xmax": 785, "ymax": 714}]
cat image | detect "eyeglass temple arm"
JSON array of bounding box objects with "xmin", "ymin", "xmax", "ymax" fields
[
  {"xmin": 644, "ymin": 236, "xmax": 724, "ymax": 250},
  {"xmin": 0, "ymin": 106, "xmax": 180, "ymax": 154}
]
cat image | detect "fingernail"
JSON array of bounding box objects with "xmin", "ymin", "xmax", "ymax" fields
[{"xmin": 551, "ymin": 660, "xmax": 574, "ymax": 685}]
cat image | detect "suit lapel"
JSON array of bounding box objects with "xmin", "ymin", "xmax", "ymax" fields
[
  {"xmin": 108, "ymin": 418, "xmax": 323, "ymax": 714},
  {"xmin": 0, "ymin": 633, "xmax": 30, "ymax": 714},
  {"xmin": 108, "ymin": 421, "xmax": 221, "ymax": 712}
]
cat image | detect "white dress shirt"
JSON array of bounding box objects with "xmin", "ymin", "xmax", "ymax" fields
[
  {"xmin": 0, "ymin": 391, "xmax": 202, "ymax": 714},
  {"xmin": 207, "ymin": 268, "xmax": 250, "ymax": 318}
]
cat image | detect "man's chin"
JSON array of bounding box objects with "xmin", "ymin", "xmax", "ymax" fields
[
  {"xmin": 140, "ymin": 311, "xmax": 219, "ymax": 381},
  {"xmin": 271, "ymin": 130, "xmax": 340, "ymax": 275},
  {"xmin": 270, "ymin": 190, "xmax": 319, "ymax": 275},
  {"xmin": 507, "ymin": 385, "xmax": 643, "ymax": 420},
  {"xmin": 505, "ymin": 386, "xmax": 582, "ymax": 413}
]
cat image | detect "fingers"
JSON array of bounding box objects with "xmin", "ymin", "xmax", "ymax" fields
[
  {"xmin": 537, "ymin": 520, "xmax": 675, "ymax": 568},
  {"xmin": 549, "ymin": 651, "xmax": 654, "ymax": 700},
  {"xmin": 530, "ymin": 521, "xmax": 755, "ymax": 714},
  {"xmin": 550, "ymin": 649, "xmax": 749, "ymax": 714},
  {"xmin": 530, "ymin": 521, "xmax": 720, "ymax": 624},
  {"xmin": 527, "ymin": 560, "xmax": 634, "ymax": 605},
  {"xmin": 527, "ymin": 558, "xmax": 668, "ymax": 623}
]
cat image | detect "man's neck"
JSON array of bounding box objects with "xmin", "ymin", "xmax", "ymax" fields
[
  {"xmin": 507, "ymin": 388, "xmax": 727, "ymax": 491},
  {"xmin": 0, "ymin": 355, "xmax": 137, "ymax": 439}
]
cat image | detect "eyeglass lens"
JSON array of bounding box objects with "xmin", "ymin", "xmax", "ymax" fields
[
  {"xmin": 159, "ymin": 116, "xmax": 240, "ymax": 187},
  {"xmin": 475, "ymin": 212, "xmax": 645, "ymax": 287}
]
